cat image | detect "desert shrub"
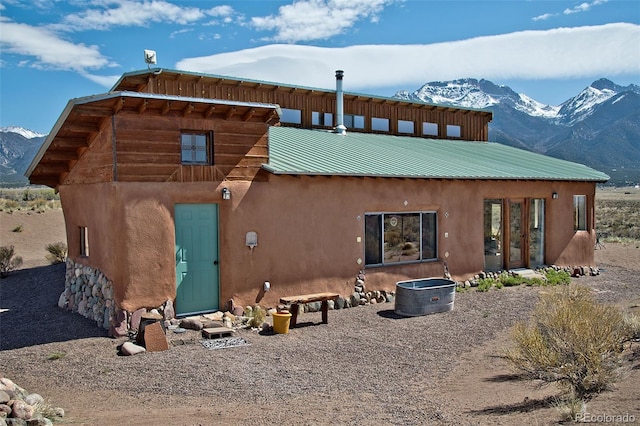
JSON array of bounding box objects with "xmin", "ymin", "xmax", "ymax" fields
[
  {"xmin": 500, "ymin": 274, "xmax": 522, "ymax": 287},
  {"xmin": 12, "ymin": 225, "xmax": 23, "ymax": 233},
  {"xmin": 506, "ymin": 284, "xmax": 634, "ymax": 404},
  {"xmin": 1, "ymin": 199, "xmax": 20, "ymax": 212},
  {"xmin": 476, "ymin": 278, "xmax": 494, "ymax": 292},
  {"xmin": 544, "ymin": 269, "xmax": 571, "ymax": 286},
  {"xmin": 0, "ymin": 245, "xmax": 23, "ymax": 278},
  {"xmin": 45, "ymin": 242, "xmax": 68, "ymax": 264}
]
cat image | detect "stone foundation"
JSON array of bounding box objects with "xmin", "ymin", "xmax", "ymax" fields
[{"xmin": 58, "ymin": 259, "xmax": 116, "ymax": 330}]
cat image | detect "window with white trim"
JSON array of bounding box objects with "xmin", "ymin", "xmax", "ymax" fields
[
  {"xmin": 365, "ymin": 212, "xmax": 437, "ymax": 266},
  {"xmin": 446, "ymin": 124, "xmax": 461, "ymax": 138},
  {"xmin": 574, "ymin": 195, "xmax": 587, "ymax": 231},
  {"xmin": 281, "ymin": 108, "xmax": 302, "ymax": 124},
  {"xmin": 371, "ymin": 117, "xmax": 390, "ymax": 132},
  {"xmin": 398, "ymin": 120, "xmax": 414, "ymax": 134},
  {"xmin": 423, "ymin": 122, "xmax": 438, "ymax": 136}
]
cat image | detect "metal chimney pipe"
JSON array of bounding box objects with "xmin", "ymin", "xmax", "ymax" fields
[{"xmin": 334, "ymin": 70, "xmax": 346, "ymax": 135}]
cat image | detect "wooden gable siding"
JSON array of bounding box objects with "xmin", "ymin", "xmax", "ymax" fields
[
  {"xmin": 112, "ymin": 114, "xmax": 269, "ymax": 183},
  {"xmin": 133, "ymin": 73, "xmax": 491, "ymax": 141},
  {"xmin": 61, "ymin": 121, "xmax": 114, "ymax": 186}
]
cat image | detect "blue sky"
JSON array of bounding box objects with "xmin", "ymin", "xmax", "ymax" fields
[{"xmin": 1, "ymin": 0, "xmax": 639, "ymax": 134}]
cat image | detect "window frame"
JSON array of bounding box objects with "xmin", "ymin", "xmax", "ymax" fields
[
  {"xmin": 181, "ymin": 132, "xmax": 212, "ymax": 165},
  {"xmin": 446, "ymin": 124, "xmax": 461, "ymax": 138},
  {"xmin": 280, "ymin": 108, "xmax": 302, "ymax": 124},
  {"xmin": 423, "ymin": 122, "xmax": 438, "ymax": 136},
  {"xmin": 364, "ymin": 211, "xmax": 438, "ymax": 267},
  {"xmin": 80, "ymin": 226, "xmax": 89, "ymax": 257},
  {"xmin": 573, "ymin": 194, "xmax": 587, "ymax": 231}
]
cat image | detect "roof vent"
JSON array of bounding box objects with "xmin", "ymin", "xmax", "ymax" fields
[{"xmin": 334, "ymin": 70, "xmax": 346, "ymax": 135}]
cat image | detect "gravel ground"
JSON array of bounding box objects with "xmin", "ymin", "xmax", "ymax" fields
[{"xmin": 1, "ymin": 245, "xmax": 639, "ymax": 425}]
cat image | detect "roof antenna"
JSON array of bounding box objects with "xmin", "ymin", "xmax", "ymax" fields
[
  {"xmin": 144, "ymin": 50, "xmax": 157, "ymax": 69},
  {"xmin": 334, "ymin": 70, "xmax": 346, "ymax": 135}
]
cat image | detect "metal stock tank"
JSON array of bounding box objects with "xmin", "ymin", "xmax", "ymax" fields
[{"xmin": 394, "ymin": 278, "xmax": 456, "ymax": 317}]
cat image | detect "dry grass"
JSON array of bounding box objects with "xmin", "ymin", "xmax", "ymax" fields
[
  {"xmin": 0, "ymin": 188, "xmax": 61, "ymax": 212},
  {"xmin": 596, "ymin": 187, "xmax": 640, "ymax": 242}
]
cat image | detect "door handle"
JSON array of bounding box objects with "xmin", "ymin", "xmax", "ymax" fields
[{"xmin": 213, "ymin": 260, "xmax": 219, "ymax": 265}]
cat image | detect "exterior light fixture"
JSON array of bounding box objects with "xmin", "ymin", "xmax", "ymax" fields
[
  {"xmin": 552, "ymin": 192, "xmax": 559, "ymax": 199},
  {"xmin": 222, "ymin": 187, "xmax": 231, "ymax": 200}
]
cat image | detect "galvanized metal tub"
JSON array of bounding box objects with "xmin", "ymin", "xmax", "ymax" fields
[{"xmin": 394, "ymin": 278, "xmax": 456, "ymax": 317}]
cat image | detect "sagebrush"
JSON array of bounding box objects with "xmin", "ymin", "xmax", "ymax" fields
[
  {"xmin": 0, "ymin": 245, "xmax": 23, "ymax": 278},
  {"xmin": 45, "ymin": 241, "xmax": 68, "ymax": 264},
  {"xmin": 506, "ymin": 284, "xmax": 635, "ymax": 403}
]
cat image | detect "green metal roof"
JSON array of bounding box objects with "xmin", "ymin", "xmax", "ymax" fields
[{"xmin": 264, "ymin": 126, "xmax": 610, "ymax": 182}]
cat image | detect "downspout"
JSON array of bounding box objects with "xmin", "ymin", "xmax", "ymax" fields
[{"xmin": 334, "ymin": 70, "xmax": 346, "ymax": 135}]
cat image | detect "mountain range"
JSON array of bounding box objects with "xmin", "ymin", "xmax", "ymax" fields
[
  {"xmin": 1, "ymin": 78, "xmax": 639, "ymax": 187},
  {"xmin": 395, "ymin": 78, "xmax": 640, "ymax": 185}
]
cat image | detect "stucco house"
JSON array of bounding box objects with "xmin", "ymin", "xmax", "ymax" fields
[{"xmin": 26, "ymin": 69, "xmax": 608, "ymax": 327}]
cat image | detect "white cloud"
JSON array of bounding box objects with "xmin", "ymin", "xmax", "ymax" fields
[
  {"xmin": 170, "ymin": 28, "xmax": 193, "ymax": 39},
  {"xmin": 176, "ymin": 23, "xmax": 640, "ymax": 91},
  {"xmin": 251, "ymin": 0, "xmax": 398, "ymax": 42},
  {"xmin": 79, "ymin": 72, "xmax": 121, "ymax": 87},
  {"xmin": 0, "ymin": 19, "xmax": 115, "ymax": 71},
  {"xmin": 534, "ymin": 0, "xmax": 607, "ymax": 20},
  {"xmin": 564, "ymin": 0, "xmax": 607, "ymax": 15},
  {"xmin": 56, "ymin": 0, "xmax": 209, "ymax": 31}
]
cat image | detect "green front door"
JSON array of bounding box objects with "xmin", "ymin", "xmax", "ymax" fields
[{"xmin": 175, "ymin": 204, "xmax": 219, "ymax": 315}]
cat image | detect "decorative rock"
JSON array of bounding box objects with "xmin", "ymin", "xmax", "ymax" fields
[
  {"xmin": 223, "ymin": 312, "xmax": 235, "ymax": 322},
  {"xmin": 349, "ymin": 293, "xmax": 359, "ymax": 307},
  {"xmin": 0, "ymin": 392, "xmax": 8, "ymax": 405},
  {"xmin": 0, "ymin": 404, "xmax": 10, "ymax": 415},
  {"xmin": 23, "ymin": 395, "xmax": 42, "ymax": 407},
  {"xmin": 10, "ymin": 400, "xmax": 33, "ymax": 420},
  {"xmin": 267, "ymin": 308, "xmax": 277, "ymax": 316},
  {"xmin": 142, "ymin": 321, "xmax": 169, "ymax": 352},
  {"xmin": 179, "ymin": 318, "xmax": 203, "ymax": 331},
  {"xmin": 109, "ymin": 310, "xmax": 128, "ymax": 338},
  {"xmin": 120, "ymin": 342, "xmax": 146, "ymax": 356},
  {"xmin": 130, "ymin": 308, "xmax": 147, "ymax": 331},
  {"xmin": 385, "ymin": 293, "xmax": 395, "ymax": 303},
  {"xmin": 26, "ymin": 416, "xmax": 53, "ymax": 426},
  {"xmin": 203, "ymin": 311, "xmax": 224, "ymax": 321},
  {"xmin": 335, "ymin": 297, "xmax": 345, "ymax": 310},
  {"xmin": 232, "ymin": 306, "xmax": 244, "ymax": 317}
]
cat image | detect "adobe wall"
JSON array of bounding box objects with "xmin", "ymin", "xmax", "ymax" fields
[{"xmin": 58, "ymin": 176, "xmax": 598, "ymax": 315}]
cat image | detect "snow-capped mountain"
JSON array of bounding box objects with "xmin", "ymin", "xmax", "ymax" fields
[
  {"xmin": 0, "ymin": 126, "xmax": 47, "ymax": 185},
  {"xmin": 395, "ymin": 78, "xmax": 640, "ymax": 176},
  {"xmin": 396, "ymin": 79, "xmax": 561, "ymax": 118},
  {"xmin": 0, "ymin": 126, "xmax": 47, "ymax": 140}
]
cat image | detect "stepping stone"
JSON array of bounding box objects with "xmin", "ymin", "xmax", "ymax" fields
[{"xmin": 202, "ymin": 327, "xmax": 234, "ymax": 339}]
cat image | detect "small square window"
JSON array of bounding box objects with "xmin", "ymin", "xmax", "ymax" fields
[
  {"xmin": 371, "ymin": 117, "xmax": 389, "ymax": 132},
  {"xmin": 446, "ymin": 125, "xmax": 461, "ymax": 138},
  {"xmin": 181, "ymin": 133, "xmax": 211, "ymax": 165},
  {"xmin": 423, "ymin": 122, "xmax": 438, "ymax": 136},
  {"xmin": 398, "ymin": 120, "xmax": 414, "ymax": 134},
  {"xmin": 281, "ymin": 108, "xmax": 302, "ymax": 124}
]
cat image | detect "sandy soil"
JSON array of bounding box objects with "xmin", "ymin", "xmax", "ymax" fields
[{"xmin": 1, "ymin": 209, "xmax": 639, "ymax": 425}]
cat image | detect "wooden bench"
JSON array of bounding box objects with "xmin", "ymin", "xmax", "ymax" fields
[{"xmin": 279, "ymin": 292, "xmax": 340, "ymax": 328}]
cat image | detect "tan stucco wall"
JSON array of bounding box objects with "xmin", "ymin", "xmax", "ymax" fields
[{"xmin": 59, "ymin": 177, "xmax": 598, "ymax": 312}]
